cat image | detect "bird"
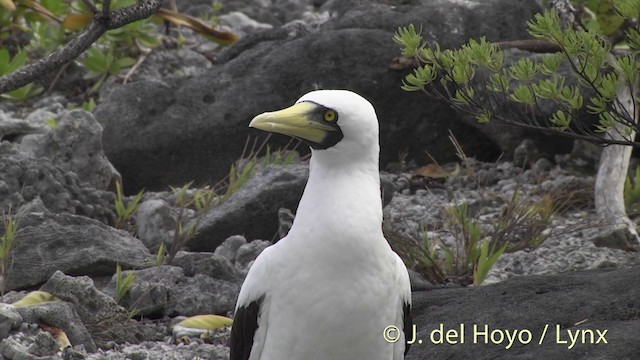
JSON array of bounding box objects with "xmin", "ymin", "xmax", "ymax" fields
[{"xmin": 230, "ymin": 90, "xmax": 412, "ymax": 360}]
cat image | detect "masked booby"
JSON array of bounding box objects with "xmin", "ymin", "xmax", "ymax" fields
[{"xmin": 230, "ymin": 90, "xmax": 412, "ymax": 360}]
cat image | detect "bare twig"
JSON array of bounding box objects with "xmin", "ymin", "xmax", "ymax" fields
[
  {"xmin": 494, "ymin": 39, "xmax": 562, "ymax": 53},
  {"xmin": 45, "ymin": 62, "xmax": 71, "ymax": 95},
  {"xmin": 121, "ymin": 52, "xmax": 148, "ymax": 85},
  {"xmin": 82, "ymin": 0, "xmax": 99, "ymax": 14},
  {"xmin": 102, "ymin": 0, "xmax": 112, "ymax": 20},
  {"xmin": 0, "ymin": 0, "xmax": 162, "ymax": 94}
]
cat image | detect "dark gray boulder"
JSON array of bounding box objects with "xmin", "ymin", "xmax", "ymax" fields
[
  {"xmin": 179, "ymin": 0, "xmax": 315, "ymax": 26},
  {"xmin": 104, "ymin": 265, "xmax": 239, "ymax": 317},
  {"xmin": 20, "ymin": 109, "xmax": 120, "ymax": 190},
  {"xmin": 408, "ymin": 266, "xmax": 640, "ymax": 359},
  {"xmin": 39, "ymin": 271, "xmax": 165, "ymax": 348},
  {"xmin": 96, "ymin": 0, "xmax": 542, "ymax": 192},
  {"xmin": 15, "ymin": 300, "xmax": 96, "ymax": 352},
  {"xmin": 188, "ymin": 164, "xmax": 308, "ymax": 252},
  {"xmin": 0, "ymin": 142, "xmax": 115, "ymax": 224},
  {"xmin": 6, "ymin": 213, "xmax": 152, "ymax": 291},
  {"xmin": 172, "ymin": 251, "xmax": 244, "ymax": 283}
]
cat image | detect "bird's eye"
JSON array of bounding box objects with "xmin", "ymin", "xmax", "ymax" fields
[{"xmin": 324, "ymin": 110, "xmax": 337, "ymax": 122}]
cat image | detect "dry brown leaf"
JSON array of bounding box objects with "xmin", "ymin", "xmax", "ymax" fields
[
  {"xmin": 24, "ymin": 0, "xmax": 60, "ymax": 22},
  {"xmin": 414, "ymin": 163, "xmax": 460, "ymax": 179},
  {"xmin": 389, "ymin": 56, "xmax": 419, "ymax": 70},
  {"xmin": 39, "ymin": 325, "xmax": 71, "ymax": 350},
  {"xmin": 155, "ymin": 8, "xmax": 238, "ymax": 45},
  {"xmin": 0, "ymin": 0, "xmax": 16, "ymax": 11},
  {"xmin": 62, "ymin": 13, "xmax": 93, "ymax": 30}
]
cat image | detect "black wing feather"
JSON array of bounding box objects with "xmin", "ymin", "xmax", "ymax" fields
[
  {"xmin": 230, "ymin": 296, "xmax": 264, "ymax": 360},
  {"xmin": 403, "ymin": 301, "xmax": 413, "ymax": 355}
]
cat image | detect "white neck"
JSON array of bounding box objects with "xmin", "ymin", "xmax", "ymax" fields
[{"xmin": 287, "ymin": 147, "xmax": 385, "ymax": 253}]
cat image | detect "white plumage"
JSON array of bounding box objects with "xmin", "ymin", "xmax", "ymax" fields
[{"xmin": 230, "ymin": 90, "xmax": 412, "ymax": 360}]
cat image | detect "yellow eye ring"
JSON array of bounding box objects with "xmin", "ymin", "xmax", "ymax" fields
[{"xmin": 324, "ymin": 110, "xmax": 337, "ymax": 122}]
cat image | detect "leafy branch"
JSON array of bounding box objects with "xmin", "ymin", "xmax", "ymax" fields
[
  {"xmin": 393, "ymin": 2, "xmax": 640, "ymax": 147},
  {"xmin": 0, "ymin": 0, "xmax": 162, "ymax": 94}
]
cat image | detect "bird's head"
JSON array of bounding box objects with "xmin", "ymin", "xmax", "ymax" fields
[{"xmin": 249, "ymin": 90, "xmax": 379, "ymax": 161}]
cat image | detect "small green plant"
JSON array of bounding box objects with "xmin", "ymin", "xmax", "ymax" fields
[
  {"xmin": 81, "ymin": 47, "xmax": 137, "ymax": 93},
  {"xmin": 473, "ymin": 238, "xmax": 507, "ymax": 287},
  {"xmin": 154, "ymin": 242, "xmax": 166, "ymax": 266},
  {"xmin": 0, "ymin": 48, "xmax": 43, "ymax": 100},
  {"xmin": 262, "ymin": 145, "xmax": 299, "ymax": 167},
  {"xmin": 44, "ymin": 117, "xmax": 57, "ymax": 129},
  {"xmin": 403, "ymin": 186, "xmax": 556, "ymax": 287},
  {"xmin": 165, "ymin": 182, "xmax": 210, "ymax": 264},
  {"xmin": 114, "ymin": 181, "xmax": 144, "ymax": 230},
  {"xmin": 163, "ymin": 138, "xmax": 300, "ymax": 264},
  {"xmin": 493, "ymin": 191, "xmax": 555, "ymax": 250},
  {"xmin": 114, "ymin": 263, "xmax": 135, "ymax": 304},
  {"xmin": 438, "ymin": 201, "xmax": 509, "ymax": 286},
  {"xmin": 624, "ymin": 165, "xmax": 640, "ymax": 213},
  {"xmin": 81, "ymin": 97, "xmax": 96, "ymax": 112},
  {"xmin": 225, "ymin": 160, "xmax": 256, "ymax": 198},
  {"xmin": 393, "ymin": 4, "xmax": 640, "ymax": 144},
  {"xmin": 0, "ymin": 210, "xmax": 17, "ymax": 295}
]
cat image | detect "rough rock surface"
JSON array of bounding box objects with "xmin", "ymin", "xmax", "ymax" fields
[
  {"xmin": 180, "ymin": 0, "xmax": 315, "ymax": 27},
  {"xmin": 40, "ymin": 271, "xmax": 164, "ymax": 348},
  {"xmin": 20, "ymin": 109, "xmax": 120, "ymax": 190},
  {"xmin": 7, "ymin": 212, "xmax": 152, "ymax": 291},
  {"xmin": 408, "ymin": 265, "xmax": 640, "ymax": 359},
  {"xmin": 14, "ymin": 300, "xmax": 97, "ymax": 352},
  {"xmin": 104, "ymin": 265, "xmax": 239, "ymax": 317},
  {"xmin": 171, "ymin": 251, "xmax": 244, "ymax": 283},
  {"xmin": 136, "ymin": 198, "xmax": 177, "ymax": 250},
  {"xmin": 0, "ymin": 142, "xmax": 115, "ymax": 223},
  {"xmin": 95, "ymin": 0, "xmax": 544, "ymax": 192}
]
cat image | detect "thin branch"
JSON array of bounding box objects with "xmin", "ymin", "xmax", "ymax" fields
[
  {"xmin": 82, "ymin": 0, "xmax": 99, "ymax": 14},
  {"xmin": 0, "ymin": 0, "xmax": 162, "ymax": 95},
  {"xmin": 102, "ymin": 0, "xmax": 111, "ymax": 20}
]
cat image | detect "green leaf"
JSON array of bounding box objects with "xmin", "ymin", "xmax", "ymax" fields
[
  {"xmin": 509, "ymin": 57, "xmax": 537, "ymax": 81},
  {"xmin": 82, "ymin": 47, "xmax": 110, "ymax": 74},
  {"xmin": 598, "ymin": 72, "xmax": 619, "ymax": 101},
  {"xmin": 7, "ymin": 49, "xmax": 27, "ymax": 74},
  {"xmin": 558, "ymin": 85, "xmax": 583, "ymax": 110},
  {"xmin": 473, "ymin": 241, "xmax": 507, "ymax": 286},
  {"xmin": 452, "ymin": 88, "xmax": 474, "ymax": 105},
  {"xmin": 476, "ymin": 110, "xmax": 492, "ymax": 124},
  {"xmin": 451, "ymin": 63, "xmax": 473, "ymax": 84},
  {"xmin": 82, "ymin": 98, "xmax": 96, "ymax": 112},
  {"xmin": 550, "ymin": 110, "xmax": 571, "ymax": 131},
  {"xmin": 613, "ymin": 54, "xmax": 639, "ymax": 84},
  {"xmin": 538, "ymin": 53, "xmax": 562, "ymax": 75},
  {"xmin": 0, "ymin": 48, "xmax": 28, "ymax": 75},
  {"xmin": 486, "ymin": 72, "xmax": 509, "ymax": 92},
  {"xmin": 611, "ymin": 0, "xmax": 640, "ymax": 18},
  {"xmin": 116, "ymin": 57, "xmax": 136, "ymax": 68},
  {"xmin": 510, "ymin": 85, "xmax": 535, "ymax": 105},
  {"xmin": 595, "ymin": 111, "xmax": 619, "ymax": 133},
  {"xmin": 531, "ymin": 76, "xmax": 563, "ymax": 99},
  {"xmin": 0, "ymin": 49, "xmax": 9, "ymax": 74},
  {"xmin": 155, "ymin": 242, "xmax": 165, "ymax": 266},
  {"xmin": 527, "ymin": 10, "xmax": 563, "ymax": 45},
  {"xmin": 464, "ymin": 37, "xmax": 495, "ymax": 67},
  {"xmin": 393, "ymin": 24, "xmax": 424, "ymax": 57},
  {"xmin": 401, "ymin": 64, "xmax": 436, "ymax": 92}
]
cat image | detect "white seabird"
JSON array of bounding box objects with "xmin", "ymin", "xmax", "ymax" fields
[{"xmin": 230, "ymin": 90, "xmax": 412, "ymax": 360}]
